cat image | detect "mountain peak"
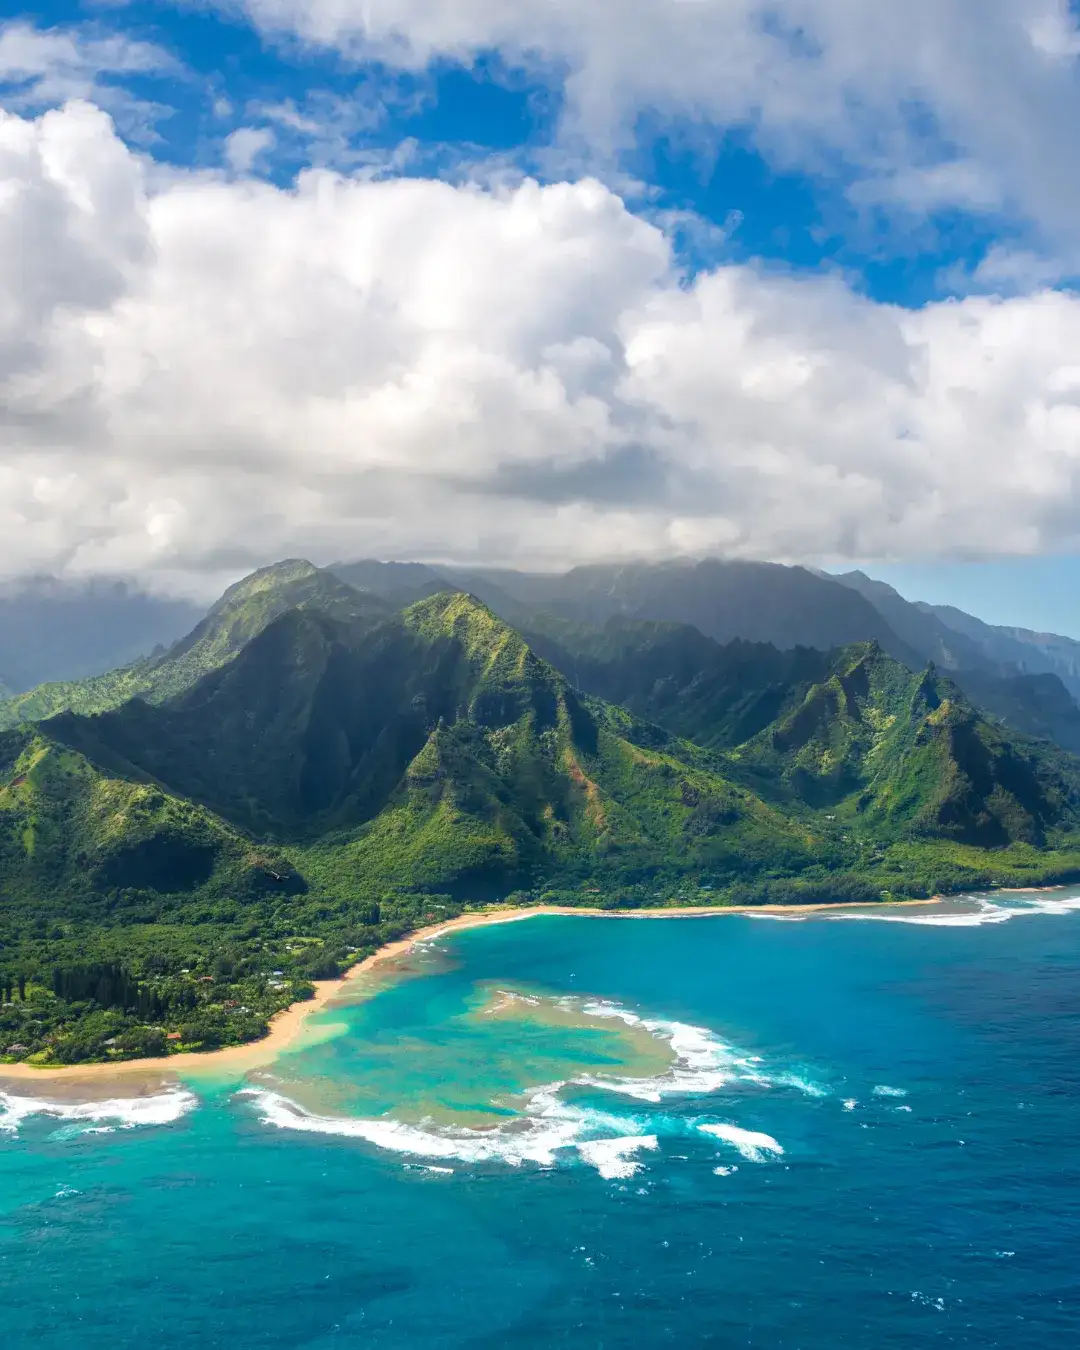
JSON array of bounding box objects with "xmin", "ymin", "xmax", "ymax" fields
[
  {"xmin": 210, "ymin": 559, "xmax": 320, "ymax": 609},
  {"xmin": 163, "ymin": 560, "xmax": 380, "ymax": 670},
  {"xmin": 404, "ymin": 590, "xmax": 523, "ymax": 652}
]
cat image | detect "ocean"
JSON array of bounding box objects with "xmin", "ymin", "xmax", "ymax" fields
[{"xmin": 4, "ymin": 889, "xmax": 1080, "ymax": 1347}]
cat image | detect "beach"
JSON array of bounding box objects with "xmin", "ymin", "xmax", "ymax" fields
[{"xmin": 0, "ymin": 894, "xmax": 1009, "ymax": 1085}]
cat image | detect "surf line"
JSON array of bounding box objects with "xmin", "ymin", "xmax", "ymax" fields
[{"xmin": 0, "ymin": 891, "xmax": 1038, "ymax": 1085}]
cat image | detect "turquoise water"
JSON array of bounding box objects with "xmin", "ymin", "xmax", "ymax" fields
[{"xmin": 4, "ymin": 889, "xmax": 1080, "ymax": 1346}]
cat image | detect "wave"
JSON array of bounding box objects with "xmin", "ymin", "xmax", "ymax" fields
[
  {"xmin": 577, "ymin": 1135, "xmax": 659, "ymax": 1179},
  {"xmin": 872, "ymin": 1084, "xmax": 907, "ymax": 1098},
  {"xmin": 832, "ymin": 892, "xmax": 1080, "ymax": 927},
  {"xmin": 245, "ymin": 993, "xmax": 823, "ymax": 1177},
  {"xmin": 0, "ymin": 1086, "xmax": 197, "ymax": 1138},
  {"xmin": 241, "ymin": 1084, "xmax": 660, "ymax": 1178},
  {"xmin": 572, "ymin": 999, "xmax": 827, "ymax": 1102},
  {"xmin": 698, "ymin": 1122, "xmax": 784, "ymax": 1162}
]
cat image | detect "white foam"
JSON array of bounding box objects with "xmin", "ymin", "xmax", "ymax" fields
[
  {"xmin": 713, "ymin": 1164, "xmax": 738, "ymax": 1176},
  {"xmin": 842, "ymin": 1098, "xmax": 857, "ymax": 1111},
  {"xmin": 776, "ymin": 1072, "xmax": 828, "ymax": 1097},
  {"xmin": 0, "ymin": 1086, "xmax": 196, "ymax": 1137},
  {"xmin": 577, "ymin": 1134, "xmax": 658, "ymax": 1179},
  {"xmin": 574, "ymin": 999, "xmax": 826, "ymax": 1102},
  {"xmin": 834, "ymin": 897, "xmax": 1012, "ymax": 927},
  {"xmin": 872, "ymin": 1085, "xmax": 908, "ymax": 1098},
  {"xmin": 1023, "ymin": 895, "xmax": 1080, "ymax": 916},
  {"xmin": 242, "ymin": 1085, "xmax": 656, "ymax": 1177},
  {"xmin": 833, "ymin": 892, "xmax": 1080, "ymax": 927},
  {"xmin": 699, "ymin": 1122, "xmax": 784, "ymax": 1162},
  {"xmin": 246, "ymin": 993, "xmax": 823, "ymax": 1175}
]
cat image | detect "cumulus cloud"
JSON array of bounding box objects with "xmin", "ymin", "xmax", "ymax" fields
[
  {"xmin": 3, "ymin": 100, "xmax": 1080, "ymax": 594},
  {"xmin": 207, "ymin": 0, "xmax": 1080, "ymax": 260}
]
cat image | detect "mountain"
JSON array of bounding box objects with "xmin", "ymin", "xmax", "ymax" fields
[
  {"xmin": 829, "ymin": 571, "xmax": 994, "ymax": 671},
  {"xmin": 336, "ymin": 557, "xmax": 1080, "ymax": 759},
  {"xmin": 918, "ymin": 602, "xmax": 1080, "ymax": 700},
  {"xmin": 0, "ymin": 575, "xmax": 203, "ymax": 693},
  {"xmin": 327, "ymin": 558, "xmax": 1080, "ymax": 726},
  {"xmin": 828, "ymin": 571, "xmax": 1080, "ymax": 753},
  {"xmin": 43, "ymin": 592, "xmax": 812, "ymax": 884},
  {"xmin": 329, "ymin": 559, "xmax": 448, "ymax": 609},
  {"xmin": 946, "ymin": 669, "xmax": 1080, "ymax": 757},
  {"xmin": 0, "ymin": 560, "xmax": 387, "ymax": 730},
  {"xmin": 731, "ymin": 647, "xmax": 1080, "ymax": 849},
  {"xmin": 522, "ymin": 613, "xmax": 834, "ymax": 750},
  {"xmin": 456, "ymin": 559, "xmax": 922, "ymax": 662},
  {"xmin": 6, "ymin": 566, "xmax": 1080, "ymax": 1065},
  {"xmin": 524, "ymin": 614, "xmax": 1080, "ymax": 848},
  {"xmin": 329, "ymin": 559, "xmax": 540, "ymax": 629}
]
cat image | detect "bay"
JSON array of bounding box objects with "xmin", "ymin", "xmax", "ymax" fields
[{"xmin": 4, "ymin": 889, "xmax": 1080, "ymax": 1347}]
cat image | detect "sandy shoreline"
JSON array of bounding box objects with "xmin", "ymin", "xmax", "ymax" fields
[{"xmin": 0, "ymin": 890, "xmax": 1061, "ymax": 1089}]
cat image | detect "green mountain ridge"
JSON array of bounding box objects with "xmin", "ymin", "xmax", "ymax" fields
[
  {"xmin": 42, "ymin": 591, "xmax": 814, "ymax": 892},
  {"xmin": 336, "ymin": 558, "xmax": 1080, "ymax": 757},
  {"xmin": 0, "ymin": 560, "xmax": 387, "ymax": 731},
  {"xmin": 525, "ymin": 614, "xmax": 1080, "ymax": 849},
  {"xmin": 4, "ymin": 566, "xmax": 1080, "ymax": 1067}
]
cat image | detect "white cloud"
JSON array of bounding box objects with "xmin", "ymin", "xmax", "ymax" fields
[
  {"xmin": 0, "ymin": 20, "xmax": 176, "ymax": 134},
  {"xmin": 224, "ymin": 125, "xmax": 276, "ymax": 173},
  {"xmin": 5, "ymin": 100, "xmax": 1080, "ymax": 595},
  {"xmin": 848, "ymin": 161, "xmax": 1004, "ymax": 216},
  {"xmin": 207, "ymin": 0, "xmax": 1080, "ymax": 258}
]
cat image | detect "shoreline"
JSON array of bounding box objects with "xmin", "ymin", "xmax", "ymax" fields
[{"xmin": 0, "ymin": 889, "xmax": 1064, "ymax": 1087}]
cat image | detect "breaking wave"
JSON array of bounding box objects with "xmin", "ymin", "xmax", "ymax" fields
[
  {"xmin": 242, "ymin": 993, "xmax": 824, "ymax": 1177},
  {"xmin": 832, "ymin": 892, "xmax": 1080, "ymax": 927},
  {"xmin": 570, "ymin": 999, "xmax": 826, "ymax": 1102},
  {"xmin": 698, "ymin": 1123, "xmax": 784, "ymax": 1162},
  {"xmin": 241, "ymin": 1084, "xmax": 661, "ymax": 1177},
  {"xmin": 0, "ymin": 1086, "xmax": 197, "ymax": 1138}
]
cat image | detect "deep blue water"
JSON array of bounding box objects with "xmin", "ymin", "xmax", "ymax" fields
[{"xmin": 4, "ymin": 890, "xmax": 1080, "ymax": 1347}]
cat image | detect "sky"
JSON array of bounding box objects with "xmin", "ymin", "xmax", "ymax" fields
[{"xmin": 4, "ymin": 3, "xmax": 1080, "ymax": 632}]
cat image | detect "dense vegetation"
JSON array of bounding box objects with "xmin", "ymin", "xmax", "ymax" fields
[
  {"xmin": 0, "ymin": 560, "xmax": 386, "ymax": 730},
  {"xmin": 4, "ymin": 563, "xmax": 1080, "ymax": 1066}
]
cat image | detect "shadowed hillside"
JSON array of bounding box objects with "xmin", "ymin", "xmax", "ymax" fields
[{"xmin": 0, "ymin": 560, "xmax": 387, "ymax": 730}]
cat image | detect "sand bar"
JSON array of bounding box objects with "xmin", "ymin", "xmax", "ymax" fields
[{"xmin": 0, "ymin": 891, "xmax": 1058, "ymax": 1086}]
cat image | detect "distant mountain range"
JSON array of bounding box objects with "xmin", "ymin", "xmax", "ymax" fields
[
  {"xmin": 9, "ymin": 556, "xmax": 1079, "ymax": 725},
  {"xmin": 330, "ymin": 558, "xmax": 1080, "ymax": 755},
  {"xmin": 4, "ymin": 556, "xmax": 1080, "ymax": 1065}
]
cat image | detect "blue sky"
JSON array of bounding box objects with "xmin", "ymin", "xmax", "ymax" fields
[
  {"xmin": 12, "ymin": 0, "xmax": 1035, "ymax": 302},
  {"xmin": 4, "ymin": 1, "xmax": 1080, "ymax": 632}
]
